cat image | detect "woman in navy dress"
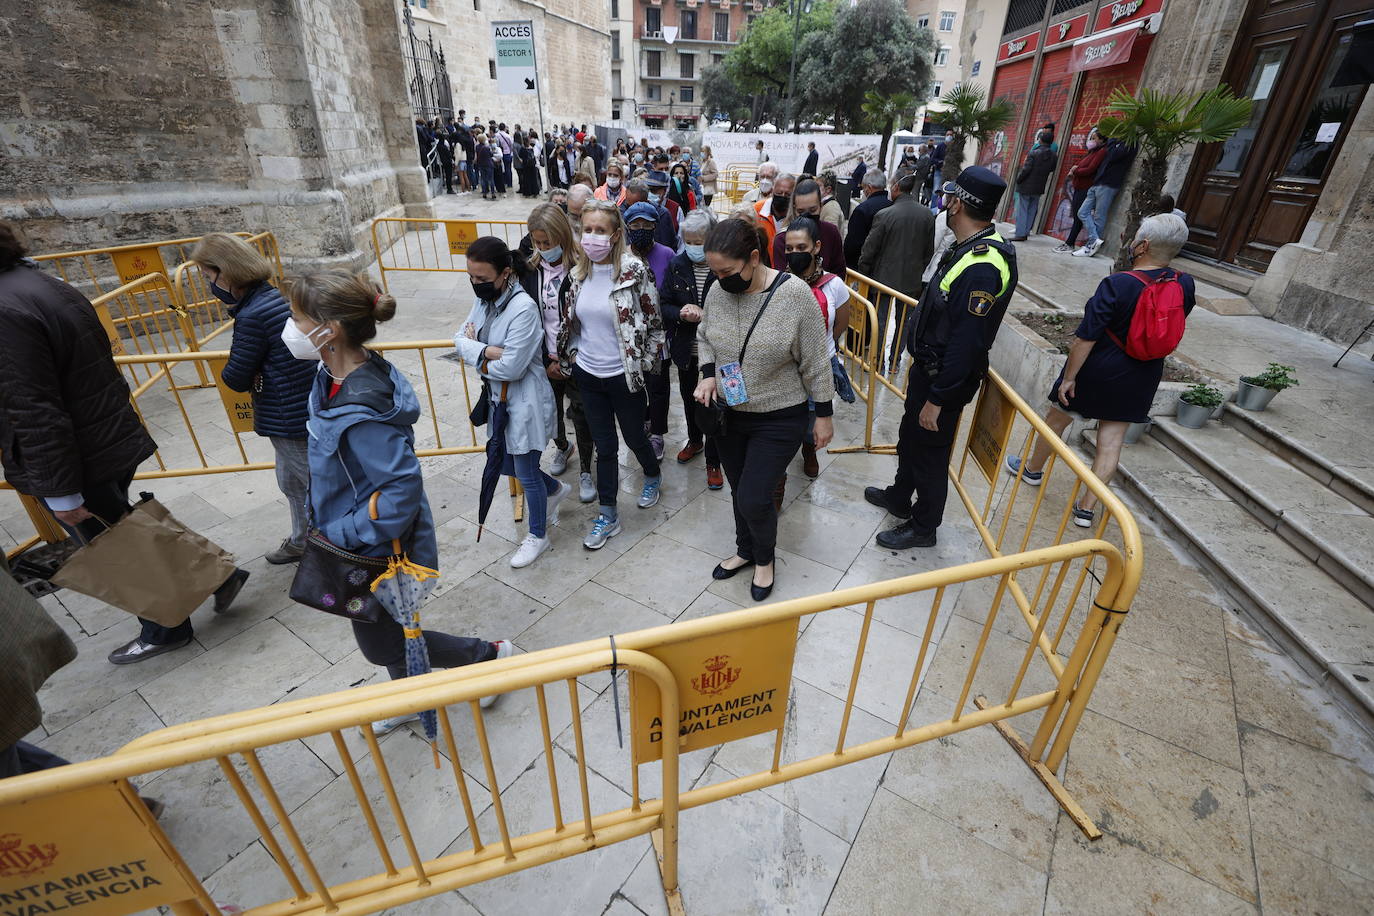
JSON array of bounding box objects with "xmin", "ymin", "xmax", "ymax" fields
[{"xmin": 1005, "ymin": 213, "xmax": 1195, "ymax": 528}]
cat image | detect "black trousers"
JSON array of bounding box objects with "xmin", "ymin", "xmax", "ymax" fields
[
  {"xmin": 717, "ymin": 403, "xmax": 808, "ymax": 566},
  {"xmin": 646, "ymin": 357, "xmax": 672, "ymax": 436},
  {"xmin": 351, "ymin": 616, "xmax": 494, "ymax": 681},
  {"xmin": 574, "ymin": 365, "xmax": 661, "ymax": 508},
  {"xmin": 54, "ymin": 474, "xmax": 195, "ymax": 645},
  {"xmin": 441, "ymin": 161, "xmax": 454, "ymax": 192},
  {"xmin": 886, "ymin": 372, "xmax": 963, "ymax": 536},
  {"xmin": 1064, "ymin": 187, "xmax": 1090, "ymax": 246},
  {"xmin": 551, "ymin": 375, "xmax": 594, "ymax": 474},
  {"xmin": 677, "ymin": 359, "xmax": 719, "ymax": 465}
]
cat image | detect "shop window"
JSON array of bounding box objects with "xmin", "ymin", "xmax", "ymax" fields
[{"xmin": 1003, "ymin": 0, "xmax": 1042, "ymax": 36}]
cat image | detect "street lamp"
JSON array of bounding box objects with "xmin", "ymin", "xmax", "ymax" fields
[{"xmin": 785, "ymin": 0, "xmax": 813, "ymax": 133}]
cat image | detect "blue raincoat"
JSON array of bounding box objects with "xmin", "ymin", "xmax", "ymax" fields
[{"xmin": 306, "ymin": 353, "xmax": 438, "ymax": 569}]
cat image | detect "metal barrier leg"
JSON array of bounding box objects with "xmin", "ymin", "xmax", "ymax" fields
[{"xmin": 973, "ymin": 695, "xmax": 1102, "ymax": 840}]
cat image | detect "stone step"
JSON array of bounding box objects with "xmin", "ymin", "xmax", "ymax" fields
[
  {"xmin": 1174, "ymin": 253, "xmax": 1257, "ymax": 296},
  {"xmin": 1082, "ymin": 427, "xmax": 1374, "ymax": 729},
  {"xmin": 1150, "ymin": 419, "xmax": 1374, "ymax": 611},
  {"xmin": 1220, "ymin": 404, "xmax": 1374, "ymax": 516}
]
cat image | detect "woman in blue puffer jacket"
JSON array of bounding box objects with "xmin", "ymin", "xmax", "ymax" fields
[
  {"xmin": 191, "ymin": 233, "xmax": 315, "ymax": 565},
  {"xmin": 286, "ymin": 270, "xmax": 513, "ymax": 733}
]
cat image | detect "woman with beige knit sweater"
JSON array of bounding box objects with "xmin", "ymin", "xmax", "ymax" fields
[{"xmin": 694, "ymin": 218, "xmax": 835, "ymax": 601}]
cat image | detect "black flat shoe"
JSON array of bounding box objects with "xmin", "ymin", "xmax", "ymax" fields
[
  {"xmin": 750, "ymin": 578, "xmax": 774, "ymax": 602},
  {"xmin": 712, "ymin": 559, "xmax": 754, "ymax": 580},
  {"xmin": 875, "ymin": 521, "xmax": 937, "ymax": 550}
]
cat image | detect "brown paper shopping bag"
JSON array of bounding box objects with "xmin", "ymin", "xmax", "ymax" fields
[{"xmin": 51, "ymin": 495, "xmax": 237, "ymax": 627}]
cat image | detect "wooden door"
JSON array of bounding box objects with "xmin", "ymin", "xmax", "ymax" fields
[{"xmin": 1180, "ymin": 0, "xmax": 1373, "ymax": 268}]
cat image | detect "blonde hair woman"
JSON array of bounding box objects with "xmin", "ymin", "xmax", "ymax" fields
[
  {"xmin": 554, "ymin": 200, "xmax": 665, "ymax": 549},
  {"xmin": 699, "ymin": 145, "xmax": 719, "ymax": 208},
  {"xmin": 189, "ymin": 232, "xmax": 314, "ymax": 565},
  {"xmin": 287, "ymin": 270, "xmax": 512, "ymax": 727},
  {"xmin": 521, "ymin": 204, "xmax": 595, "ymax": 500}
]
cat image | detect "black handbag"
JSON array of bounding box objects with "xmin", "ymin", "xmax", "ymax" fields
[
  {"xmin": 470, "ymin": 378, "xmax": 492, "ymax": 427},
  {"xmin": 289, "ymin": 491, "xmax": 399, "ymax": 623}
]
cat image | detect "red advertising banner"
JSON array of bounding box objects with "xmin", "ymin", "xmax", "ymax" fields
[
  {"xmin": 1092, "ymin": 0, "xmax": 1162, "ymax": 33},
  {"xmin": 978, "ymin": 57, "xmax": 1035, "ymax": 181},
  {"xmin": 1043, "ymin": 38, "xmax": 1153, "ymax": 241},
  {"xmin": 1046, "ymin": 13, "xmax": 1090, "ymax": 47},
  {"xmin": 1069, "ymin": 27, "xmax": 1139, "ymax": 72},
  {"xmin": 997, "ymin": 30, "xmax": 1040, "ymax": 63}
]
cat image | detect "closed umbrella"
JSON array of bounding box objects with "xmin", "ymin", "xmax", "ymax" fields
[
  {"xmin": 475, "ymin": 381, "xmax": 510, "ymax": 542},
  {"xmin": 370, "ymin": 543, "xmax": 442, "ymax": 765}
]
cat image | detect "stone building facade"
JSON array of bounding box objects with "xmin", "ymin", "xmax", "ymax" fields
[
  {"xmin": 1, "ymin": 0, "xmax": 436, "ymax": 268},
  {"xmin": 406, "ymin": 0, "xmax": 610, "ymax": 132}
]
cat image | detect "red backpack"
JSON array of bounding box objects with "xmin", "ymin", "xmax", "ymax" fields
[{"xmin": 1108, "ymin": 269, "xmax": 1187, "ymax": 360}]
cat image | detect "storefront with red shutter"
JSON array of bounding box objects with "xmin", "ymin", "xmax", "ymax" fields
[{"xmin": 983, "ymin": 0, "xmax": 1166, "ymax": 233}]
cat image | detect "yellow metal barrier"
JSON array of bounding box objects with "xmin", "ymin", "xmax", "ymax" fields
[
  {"xmin": 87, "ymin": 274, "xmax": 201, "ymax": 387},
  {"xmin": 371, "ymin": 218, "xmax": 529, "ymax": 292}
]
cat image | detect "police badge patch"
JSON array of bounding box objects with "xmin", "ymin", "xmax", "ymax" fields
[{"xmin": 969, "ymin": 291, "xmax": 996, "ymax": 316}]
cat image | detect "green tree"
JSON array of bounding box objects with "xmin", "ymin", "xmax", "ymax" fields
[
  {"xmin": 798, "ymin": 0, "xmax": 934, "ymax": 137},
  {"xmin": 1095, "ymin": 85, "xmax": 1253, "ymax": 270},
  {"xmin": 862, "ymin": 90, "xmax": 919, "ymax": 170},
  {"xmin": 937, "ymin": 83, "xmax": 1015, "ymax": 183},
  {"xmin": 724, "ymin": 1, "xmax": 835, "ymax": 127},
  {"xmin": 702, "ymin": 62, "xmax": 752, "ymax": 130}
]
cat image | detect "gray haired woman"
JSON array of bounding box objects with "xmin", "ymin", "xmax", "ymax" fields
[{"xmin": 1008, "ymin": 214, "xmax": 1195, "ymax": 529}]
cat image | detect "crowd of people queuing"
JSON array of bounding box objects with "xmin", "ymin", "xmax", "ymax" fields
[{"xmin": 1, "ymin": 112, "xmax": 1193, "ymax": 772}]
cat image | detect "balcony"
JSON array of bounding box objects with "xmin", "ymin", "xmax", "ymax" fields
[
  {"xmin": 641, "ymin": 72, "xmax": 700, "ymax": 81},
  {"xmin": 640, "ymin": 25, "xmax": 738, "ymax": 43}
]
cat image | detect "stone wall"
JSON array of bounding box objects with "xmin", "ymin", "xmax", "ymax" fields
[
  {"xmin": 415, "ymin": 0, "xmax": 610, "ymax": 132},
  {"xmin": 0, "ymin": 0, "xmax": 431, "ymax": 268}
]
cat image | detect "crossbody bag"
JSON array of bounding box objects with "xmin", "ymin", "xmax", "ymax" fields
[{"xmin": 695, "ymin": 271, "xmax": 789, "ymax": 438}]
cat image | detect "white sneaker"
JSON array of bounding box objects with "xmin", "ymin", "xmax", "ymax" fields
[
  {"xmin": 1071, "ymin": 243, "xmax": 1095, "ymax": 258},
  {"xmin": 480, "ymin": 640, "xmax": 517, "ymax": 709},
  {"xmin": 545, "ymin": 480, "xmax": 571, "ymax": 526},
  {"xmin": 509, "ymin": 533, "xmax": 550, "ymax": 568},
  {"xmin": 578, "ymin": 472, "xmax": 596, "ymax": 503},
  {"xmin": 550, "ymin": 443, "xmax": 574, "ymax": 476},
  {"xmin": 368, "ymin": 711, "xmax": 420, "ymax": 737}
]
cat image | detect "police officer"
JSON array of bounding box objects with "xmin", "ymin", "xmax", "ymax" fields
[{"xmin": 864, "ymin": 166, "xmax": 1018, "ymax": 548}]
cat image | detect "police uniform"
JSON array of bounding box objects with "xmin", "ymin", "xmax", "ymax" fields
[{"xmin": 872, "ymin": 167, "xmax": 1018, "ymax": 546}]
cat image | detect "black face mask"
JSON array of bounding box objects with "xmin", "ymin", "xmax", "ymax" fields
[
  {"xmin": 786, "ymin": 251, "xmax": 814, "ymax": 276},
  {"xmin": 471, "ymin": 274, "xmax": 505, "ymax": 302},
  {"xmin": 209, "ymin": 279, "xmax": 238, "ymax": 305},
  {"xmin": 795, "ymin": 209, "xmax": 820, "ymax": 220},
  {"xmin": 718, "ymin": 268, "xmax": 752, "ymax": 294},
  {"xmin": 628, "ymin": 227, "xmax": 656, "ymax": 252},
  {"xmin": 771, "ymin": 194, "xmax": 791, "ymax": 217}
]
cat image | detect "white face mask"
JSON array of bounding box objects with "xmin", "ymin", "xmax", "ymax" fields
[
  {"xmin": 282, "ymin": 319, "xmax": 329, "ymax": 360},
  {"xmin": 759, "ymin": 178, "xmax": 775, "ymax": 195},
  {"xmin": 607, "ymin": 176, "xmax": 622, "ymax": 189}
]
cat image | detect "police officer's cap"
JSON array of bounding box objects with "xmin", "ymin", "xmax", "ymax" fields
[{"xmin": 950, "ymin": 166, "xmax": 1006, "ymax": 213}]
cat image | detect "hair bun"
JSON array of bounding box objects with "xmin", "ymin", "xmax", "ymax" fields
[{"xmin": 372, "ymin": 293, "xmax": 397, "ymax": 322}]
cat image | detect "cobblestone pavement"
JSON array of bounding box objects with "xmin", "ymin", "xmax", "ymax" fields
[{"xmin": 4, "ymin": 192, "xmax": 1371, "ymax": 914}]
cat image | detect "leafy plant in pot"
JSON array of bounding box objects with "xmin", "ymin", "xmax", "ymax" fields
[
  {"xmin": 1176, "ymin": 383, "xmax": 1224, "ymax": 429},
  {"xmin": 1236, "ymin": 363, "xmax": 1298, "ymax": 412}
]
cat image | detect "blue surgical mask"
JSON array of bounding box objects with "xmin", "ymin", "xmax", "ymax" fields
[
  {"xmin": 685, "ymin": 244, "xmax": 706, "ymax": 263},
  {"xmin": 539, "ymin": 245, "xmax": 563, "ymax": 264},
  {"xmin": 209, "ymin": 280, "xmax": 238, "ymax": 305}
]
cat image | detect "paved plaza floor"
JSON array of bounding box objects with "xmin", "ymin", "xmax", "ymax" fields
[{"xmin": 3, "ymin": 191, "xmax": 1372, "ymax": 914}]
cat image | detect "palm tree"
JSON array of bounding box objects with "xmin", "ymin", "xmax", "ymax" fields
[
  {"xmin": 1095, "ymin": 85, "xmax": 1252, "ymax": 270},
  {"xmin": 862, "ymin": 89, "xmax": 918, "ymax": 173},
  {"xmin": 937, "ymin": 83, "xmax": 1015, "ymax": 184}
]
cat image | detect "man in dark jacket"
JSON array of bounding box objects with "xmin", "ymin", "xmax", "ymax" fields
[
  {"xmin": 1073, "ymin": 137, "xmax": 1137, "ymax": 258},
  {"xmin": 858, "ymin": 171, "xmax": 936, "ymax": 371},
  {"xmin": 191, "ymin": 233, "xmax": 315, "ymax": 565},
  {"xmin": 802, "ymin": 142, "xmax": 819, "ymax": 177},
  {"xmin": 844, "ymin": 169, "xmax": 892, "ymax": 266},
  {"xmin": 1011, "ymin": 129, "xmax": 1059, "ymax": 240},
  {"xmin": 435, "ymin": 129, "xmax": 456, "ymax": 194},
  {"xmin": 0, "ymin": 224, "xmax": 250, "ymax": 665}
]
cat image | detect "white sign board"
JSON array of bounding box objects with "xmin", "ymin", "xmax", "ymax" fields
[
  {"xmin": 702, "ymin": 131, "xmax": 883, "ymax": 179},
  {"xmin": 492, "ymin": 21, "xmax": 537, "ymax": 95}
]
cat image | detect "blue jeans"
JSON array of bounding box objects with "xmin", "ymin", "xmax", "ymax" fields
[
  {"xmin": 502, "ymin": 153, "xmax": 514, "ymax": 188},
  {"xmin": 930, "ymin": 168, "xmax": 943, "ymax": 210},
  {"xmin": 1077, "ymin": 185, "xmax": 1118, "ymax": 244},
  {"xmin": 479, "ymin": 163, "xmax": 495, "ymax": 194},
  {"xmin": 1014, "ymin": 193, "xmax": 1041, "ymax": 238},
  {"xmin": 510, "ymin": 450, "xmax": 560, "ymax": 538}
]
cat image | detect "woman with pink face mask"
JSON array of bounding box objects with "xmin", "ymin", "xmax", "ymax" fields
[
  {"xmin": 1055, "ymin": 128, "xmax": 1109, "ymax": 253},
  {"xmin": 553, "ymin": 200, "xmax": 665, "ymax": 550}
]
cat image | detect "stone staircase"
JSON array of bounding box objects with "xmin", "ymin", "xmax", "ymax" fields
[{"xmin": 1085, "ymin": 404, "xmax": 1374, "ymax": 730}]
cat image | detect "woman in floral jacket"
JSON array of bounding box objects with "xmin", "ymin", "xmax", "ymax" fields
[{"xmin": 554, "ymin": 199, "xmax": 666, "ymax": 550}]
